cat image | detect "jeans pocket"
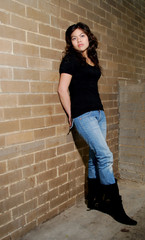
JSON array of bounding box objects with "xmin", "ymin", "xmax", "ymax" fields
[{"xmin": 76, "ymin": 111, "xmax": 91, "ymax": 120}]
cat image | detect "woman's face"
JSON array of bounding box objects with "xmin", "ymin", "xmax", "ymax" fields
[{"xmin": 71, "ymin": 28, "xmax": 89, "ymax": 55}]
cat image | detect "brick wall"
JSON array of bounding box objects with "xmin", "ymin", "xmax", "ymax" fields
[
  {"xmin": 0, "ymin": 0, "xmax": 144, "ymax": 239},
  {"xmin": 119, "ymin": 81, "xmax": 145, "ymax": 182}
]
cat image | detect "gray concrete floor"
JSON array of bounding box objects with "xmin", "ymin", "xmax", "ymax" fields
[{"xmin": 21, "ymin": 180, "xmax": 145, "ymax": 240}]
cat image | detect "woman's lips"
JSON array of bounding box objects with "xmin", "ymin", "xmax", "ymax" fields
[{"xmin": 78, "ymin": 44, "xmax": 83, "ymax": 47}]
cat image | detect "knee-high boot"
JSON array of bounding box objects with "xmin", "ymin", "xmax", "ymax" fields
[
  {"xmin": 100, "ymin": 180, "xmax": 137, "ymax": 225},
  {"xmin": 87, "ymin": 178, "xmax": 102, "ymax": 209}
]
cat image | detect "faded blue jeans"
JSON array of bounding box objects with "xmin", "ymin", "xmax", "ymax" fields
[{"xmin": 73, "ymin": 110, "xmax": 115, "ymax": 185}]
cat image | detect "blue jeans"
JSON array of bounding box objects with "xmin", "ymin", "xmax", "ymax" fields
[{"xmin": 73, "ymin": 110, "xmax": 115, "ymax": 185}]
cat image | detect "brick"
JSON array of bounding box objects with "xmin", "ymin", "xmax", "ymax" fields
[
  {"xmin": 0, "ymin": 39, "xmax": 12, "ymax": 53},
  {"xmin": 31, "ymin": 105, "xmax": 54, "ymax": 116},
  {"xmin": 40, "ymin": 70, "xmax": 59, "ymax": 82},
  {"xmin": 10, "ymin": 177, "xmax": 35, "ymax": 195},
  {"xmin": 0, "ymin": 193, "xmax": 24, "ymax": 213},
  {"xmin": 0, "ymin": 109, "xmax": 4, "ymax": 121},
  {"xmin": 23, "ymin": 162, "xmax": 46, "ymax": 178},
  {"xmin": 0, "ymin": 25, "xmax": 25, "ymax": 41},
  {"xmin": 47, "ymin": 155, "xmax": 66, "ymax": 170},
  {"xmin": 0, "ymin": 136, "xmax": 5, "ymax": 148},
  {"xmin": 70, "ymin": 3, "xmax": 86, "ymax": 16},
  {"xmin": 58, "ymin": 162, "xmax": 76, "ymax": 176},
  {"xmin": 13, "ymin": 43, "xmax": 39, "ymax": 57},
  {"xmin": 25, "ymin": 183, "xmax": 47, "ymax": 201},
  {"xmin": 11, "ymin": 14, "xmax": 37, "ymax": 32},
  {"xmin": 8, "ymin": 154, "xmax": 34, "ymax": 171},
  {"xmin": 0, "ymin": 120, "xmax": 19, "ymax": 134},
  {"xmin": 0, "ymin": 187, "xmax": 8, "ymax": 201},
  {"xmin": 27, "ymin": 32, "xmax": 50, "ymax": 47},
  {"xmin": 18, "ymin": 94, "xmax": 43, "ymax": 105},
  {"xmin": 45, "ymin": 115, "xmax": 66, "ymax": 126},
  {"xmin": 0, "ymin": 0, "xmax": 25, "ymax": 16},
  {"xmin": 27, "ymin": 6, "xmax": 50, "ymax": 23},
  {"xmin": 1, "ymin": 81, "xmax": 29, "ymax": 93},
  {"xmin": 57, "ymin": 143, "xmax": 74, "ymax": 155},
  {"xmin": 78, "ymin": 0, "xmax": 93, "ymax": 11},
  {"xmin": 39, "ymin": 24, "xmax": 60, "ymax": 38},
  {"xmin": 0, "ymin": 94, "xmax": 17, "ymax": 107},
  {"xmin": 0, "ymin": 216, "xmax": 25, "ymax": 240},
  {"xmin": 37, "ymin": 169, "xmax": 57, "ymax": 184},
  {"xmin": 0, "ymin": 142, "xmax": 20, "ymax": 166},
  {"xmin": 56, "ymin": 124, "xmax": 70, "ymax": 136},
  {"xmin": 26, "ymin": 203, "xmax": 49, "ymax": 223},
  {"xmin": 59, "ymin": 182, "xmax": 70, "ymax": 194},
  {"xmin": 44, "ymin": 94, "xmax": 59, "ymax": 104},
  {"xmin": 10, "ymin": 221, "xmax": 36, "ymax": 240},
  {"xmin": 38, "ymin": 1, "xmax": 60, "ymax": 16},
  {"xmin": 46, "ymin": 135, "xmax": 66, "ymax": 148},
  {"xmin": 100, "ymin": 1, "xmax": 112, "ymax": 12},
  {"xmin": 0, "ymin": 161, "xmax": 7, "ymax": 174},
  {"xmin": 94, "ymin": 6, "xmax": 105, "ymax": 18},
  {"xmin": 61, "ymin": 8, "xmax": 78, "ymax": 22},
  {"xmin": 7, "ymin": 130, "xmax": 33, "ymax": 149},
  {"xmin": 4, "ymin": 107, "xmax": 31, "ymax": 120},
  {"xmin": 0, "ymin": 53, "xmax": 27, "ymax": 67},
  {"xmin": 66, "ymin": 150, "xmax": 81, "ymax": 163},
  {"xmin": 50, "ymin": 193, "xmax": 68, "ymax": 209},
  {"xmin": 49, "ymin": 174, "xmax": 67, "ymax": 190},
  {"xmin": 30, "ymin": 82, "xmax": 53, "ymax": 93},
  {"xmin": 51, "ymin": 16, "xmax": 69, "ymax": 30},
  {"xmin": 87, "ymin": 11, "xmax": 100, "ymax": 23},
  {"xmin": 58, "ymin": 198, "xmax": 75, "ymax": 214},
  {"xmin": 40, "ymin": 48, "xmax": 61, "ymax": 60},
  {"xmin": 38, "ymin": 188, "xmax": 58, "ymax": 205},
  {"xmin": 34, "ymin": 127, "xmax": 55, "ymax": 140},
  {"xmin": 0, "ymin": 10, "xmax": 10, "ymax": 24},
  {"xmin": 27, "ymin": 57, "xmax": 52, "ymax": 70},
  {"xmin": 13, "ymin": 199, "xmax": 37, "ymax": 219},
  {"xmin": 20, "ymin": 117, "xmax": 45, "ymax": 130},
  {"xmin": 69, "ymin": 167, "xmax": 84, "ymax": 181},
  {"xmin": 21, "ymin": 140, "xmax": 44, "ymax": 155},
  {"xmin": 35, "ymin": 148, "xmax": 56, "ymax": 163},
  {"xmin": 0, "ymin": 68, "xmax": 12, "ymax": 80},
  {"xmin": 0, "ymin": 211, "xmax": 11, "ymax": 226},
  {"xmin": 51, "ymin": 39, "xmax": 65, "ymax": 50},
  {"xmin": 0, "ymin": 169, "xmax": 22, "ymax": 187},
  {"xmin": 37, "ymin": 208, "xmax": 58, "ymax": 225},
  {"xmin": 51, "ymin": 0, "xmax": 69, "ymax": 9},
  {"xmin": 52, "ymin": 60, "xmax": 60, "ymax": 71}
]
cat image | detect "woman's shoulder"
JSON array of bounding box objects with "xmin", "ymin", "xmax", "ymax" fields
[
  {"xmin": 59, "ymin": 53, "xmax": 77, "ymax": 75},
  {"xmin": 61, "ymin": 52, "xmax": 77, "ymax": 64}
]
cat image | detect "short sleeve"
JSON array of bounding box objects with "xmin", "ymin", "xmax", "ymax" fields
[{"xmin": 59, "ymin": 54, "xmax": 74, "ymax": 75}]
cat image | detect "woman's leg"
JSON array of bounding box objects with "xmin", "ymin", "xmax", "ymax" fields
[
  {"xmin": 88, "ymin": 110, "xmax": 107, "ymax": 179},
  {"xmin": 73, "ymin": 110, "xmax": 115, "ymax": 185},
  {"xmin": 74, "ymin": 111, "xmax": 137, "ymax": 225}
]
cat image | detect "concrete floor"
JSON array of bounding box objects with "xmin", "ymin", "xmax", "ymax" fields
[{"xmin": 21, "ymin": 180, "xmax": 145, "ymax": 240}]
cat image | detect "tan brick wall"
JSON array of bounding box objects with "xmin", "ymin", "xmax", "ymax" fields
[
  {"xmin": 119, "ymin": 81, "xmax": 145, "ymax": 183},
  {"xmin": 0, "ymin": 0, "xmax": 144, "ymax": 239}
]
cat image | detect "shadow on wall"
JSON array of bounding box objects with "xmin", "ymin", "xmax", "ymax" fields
[{"xmin": 71, "ymin": 127, "xmax": 89, "ymax": 200}]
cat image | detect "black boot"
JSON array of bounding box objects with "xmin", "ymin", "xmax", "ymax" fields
[
  {"xmin": 87, "ymin": 178, "xmax": 102, "ymax": 209},
  {"xmin": 100, "ymin": 180, "xmax": 137, "ymax": 225}
]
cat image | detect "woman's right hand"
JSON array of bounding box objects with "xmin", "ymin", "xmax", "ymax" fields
[{"xmin": 68, "ymin": 115, "xmax": 72, "ymax": 127}]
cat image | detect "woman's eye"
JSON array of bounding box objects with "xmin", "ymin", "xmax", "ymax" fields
[
  {"xmin": 72, "ymin": 37, "xmax": 76, "ymax": 41},
  {"xmin": 81, "ymin": 34, "xmax": 85, "ymax": 37}
]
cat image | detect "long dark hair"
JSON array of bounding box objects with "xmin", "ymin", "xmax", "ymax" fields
[{"xmin": 64, "ymin": 22, "xmax": 101, "ymax": 69}]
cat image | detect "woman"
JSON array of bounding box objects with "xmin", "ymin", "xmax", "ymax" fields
[{"xmin": 58, "ymin": 22, "xmax": 137, "ymax": 225}]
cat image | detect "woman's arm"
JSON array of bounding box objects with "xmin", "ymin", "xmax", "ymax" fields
[{"xmin": 58, "ymin": 73, "xmax": 72, "ymax": 127}]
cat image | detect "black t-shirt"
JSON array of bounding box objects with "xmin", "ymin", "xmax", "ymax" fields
[{"xmin": 59, "ymin": 53, "xmax": 104, "ymax": 118}]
